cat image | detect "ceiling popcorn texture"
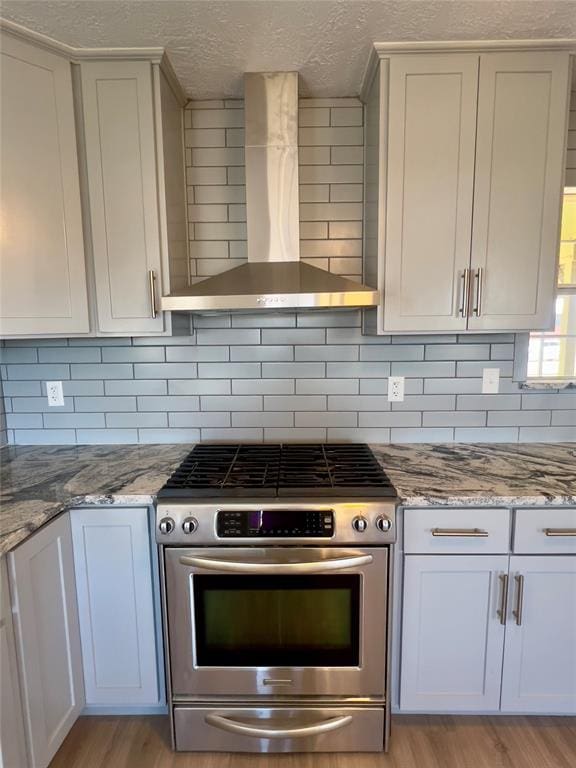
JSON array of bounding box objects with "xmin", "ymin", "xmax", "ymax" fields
[{"xmin": 1, "ymin": 0, "xmax": 575, "ymax": 98}]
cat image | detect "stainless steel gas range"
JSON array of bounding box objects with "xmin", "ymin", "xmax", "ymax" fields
[{"xmin": 156, "ymin": 443, "xmax": 397, "ymax": 753}]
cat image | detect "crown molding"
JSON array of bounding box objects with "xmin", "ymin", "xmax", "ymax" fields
[
  {"xmin": 361, "ymin": 38, "xmax": 576, "ymax": 100},
  {"xmin": 0, "ymin": 17, "xmax": 165, "ymax": 63},
  {"xmin": 159, "ymin": 52, "xmax": 188, "ymax": 106},
  {"xmin": 360, "ymin": 47, "xmax": 380, "ymax": 103}
]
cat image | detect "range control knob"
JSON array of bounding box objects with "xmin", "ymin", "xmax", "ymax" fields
[
  {"xmin": 158, "ymin": 517, "xmax": 175, "ymax": 535},
  {"xmin": 182, "ymin": 517, "xmax": 198, "ymax": 535},
  {"xmin": 352, "ymin": 516, "xmax": 368, "ymax": 533},
  {"xmin": 376, "ymin": 516, "xmax": 392, "ymax": 533}
]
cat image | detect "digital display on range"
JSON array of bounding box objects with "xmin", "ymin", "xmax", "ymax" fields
[{"xmin": 217, "ymin": 509, "xmax": 334, "ymax": 538}]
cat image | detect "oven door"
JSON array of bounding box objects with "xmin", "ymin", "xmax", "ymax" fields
[{"xmin": 164, "ymin": 547, "xmax": 387, "ymax": 698}]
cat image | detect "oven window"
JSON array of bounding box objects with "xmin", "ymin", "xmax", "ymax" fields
[{"xmin": 193, "ymin": 575, "xmax": 360, "ymax": 667}]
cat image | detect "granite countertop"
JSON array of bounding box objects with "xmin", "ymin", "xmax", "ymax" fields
[
  {"xmin": 373, "ymin": 443, "xmax": 576, "ymax": 508},
  {"xmin": 1, "ymin": 442, "xmax": 575, "ymax": 557},
  {"xmin": 0, "ymin": 444, "xmax": 190, "ymax": 555}
]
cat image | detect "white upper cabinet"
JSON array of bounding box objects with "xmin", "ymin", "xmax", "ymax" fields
[
  {"xmin": 469, "ymin": 53, "xmax": 571, "ymax": 330},
  {"xmin": 0, "ymin": 33, "xmax": 90, "ymax": 336},
  {"xmin": 364, "ymin": 46, "xmax": 571, "ymax": 334},
  {"xmin": 384, "ymin": 55, "xmax": 478, "ymax": 332},
  {"xmin": 0, "ymin": 25, "xmax": 187, "ymax": 339},
  {"xmin": 80, "ymin": 61, "xmax": 180, "ymax": 335}
]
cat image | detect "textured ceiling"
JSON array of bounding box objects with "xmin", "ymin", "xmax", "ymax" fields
[{"xmin": 1, "ymin": 1, "xmax": 575, "ymax": 98}]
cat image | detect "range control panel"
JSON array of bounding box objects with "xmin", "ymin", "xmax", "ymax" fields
[{"xmin": 217, "ymin": 509, "xmax": 334, "ymax": 538}]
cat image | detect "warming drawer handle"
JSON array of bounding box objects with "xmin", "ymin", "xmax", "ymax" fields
[
  {"xmin": 431, "ymin": 528, "xmax": 489, "ymax": 538},
  {"xmin": 205, "ymin": 712, "xmax": 353, "ymax": 739},
  {"xmin": 178, "ymin": 553, "xmax": 374, "ymax": 573}
]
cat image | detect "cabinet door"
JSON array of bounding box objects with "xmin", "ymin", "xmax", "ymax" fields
[
  {"xmin": 469, "ymin": 52, "xmax": 571, "ymax": 331},
  {"xmin": 81, "ymin": 61, "xmax": 165, "ymax": 334},
  {"xmin": 400, "ymin": 555, "xmax": 508, "ymax": 712},
  {"xmin": 0, "ymin": 33, "xmax": 89, "ymax": 336},
  {"xmin": 70, "ymin": 507, "xmax": 160, "ymax": 706},
  {"xmin": 9, "ymin": 514, "xmax": 84, "ymax": 768},
  {"xmin": 0, "ymin": 558, "xmax": 29, "ymax": 768},
  {"xmin": 501, "ymin": 555, "xmax": 576, "ymax": 713},
  {"xmin": 383, "ymin": 55, "xmax": 478, "ymax": 332}
]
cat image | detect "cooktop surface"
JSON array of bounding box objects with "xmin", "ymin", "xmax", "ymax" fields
[{"xmin": 157, "ymin": 443, "xmax": 397, "ymax": 499}]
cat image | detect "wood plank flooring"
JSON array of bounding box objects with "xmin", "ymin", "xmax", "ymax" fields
[{"xmin": 49, "ymin": 714, "xmax": 576, "ymax": 768}]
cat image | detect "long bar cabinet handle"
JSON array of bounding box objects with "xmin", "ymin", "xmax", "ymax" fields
[
  {"xmin": 472, "ymin": 267, "xmax": 483, "ymax": 316},
  {"xmin": 544, "ymin": 528, "xmax": 576, "ymax": 537},
  {"xmin": 179, "ymin": 553, "xmax": 373, "ymax": 574},
  {"xmin": 148, "ymin": 269, "xmax": 157, "ymax": 318},
  {"xmin": 497, "ymin": 573, "xmax": 509, "ymax": 625},
  {"xmin": 431, "ymin": 528, "xmax": 489, "ymax": 538},
  {"xmin": 513, "ymin": 574, "xmax": 524, "ymax": 626},
  {"xmin": 205, "ymin": 713, "xmax": 353, "ymax": 739},
  {"xmin": 458, "ymin": 269, "xmax": 470, "ymax": 317}
]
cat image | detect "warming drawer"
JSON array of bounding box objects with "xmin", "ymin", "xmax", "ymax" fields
[{"xmin": 174, "ymin": 706, "xmax": 385, "ymax": 752}]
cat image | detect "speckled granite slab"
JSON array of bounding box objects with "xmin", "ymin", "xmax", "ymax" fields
[
  {"xmin": 0, "ymin": 444, "xmax": 190, "ymax": 555},
  {"xmin": 372, "ymin": 443, "xmax": 576, "ymax": 507},
  {"xmin": 1, "ymin": 442, "xmax": 575, "ymax": 556}
]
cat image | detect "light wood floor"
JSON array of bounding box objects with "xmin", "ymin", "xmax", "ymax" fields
[{"xmin": 49, "ymin": 714, "xmax": 576, "ymax": 768}]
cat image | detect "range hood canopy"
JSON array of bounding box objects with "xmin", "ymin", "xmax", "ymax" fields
[{"xmin": 161, "ymin": 72, "xmax": 379, "ymax": 312}]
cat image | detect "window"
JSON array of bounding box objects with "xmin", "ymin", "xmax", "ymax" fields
[{"xmin": 526, "ymin": 189, "xmax": 576, "ymax": 382}]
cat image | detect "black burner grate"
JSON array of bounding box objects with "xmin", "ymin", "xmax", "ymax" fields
[
  {"xmin": 159, "ymin": 443, "xmax": 395, "ymax": 498},
  {"xmin": 161, "ymin": 444, "xmax": 281, "ymax": 497}
]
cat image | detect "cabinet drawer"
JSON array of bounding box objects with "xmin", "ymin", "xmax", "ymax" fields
[
  {"xmin": 513, "ymin": 508, "xmax": 576, "ymax": 554},
  {"xmin": 404, "ymin": 508, "xmax": 511, "ymax": 554}
]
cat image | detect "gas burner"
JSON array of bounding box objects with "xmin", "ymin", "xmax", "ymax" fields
[{"xmin": 158, "ymin": 443, "xmax": 396, "ymax": 499}]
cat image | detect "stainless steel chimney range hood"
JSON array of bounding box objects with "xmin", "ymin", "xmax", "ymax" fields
[{"xmin": 161, "ymin": 72, "xmax": 379, "ymax": 312}]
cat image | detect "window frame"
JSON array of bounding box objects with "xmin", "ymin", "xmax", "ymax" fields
[{"xmin": 515, "ymin": 188, "xmax": 576, "ymax": 387}]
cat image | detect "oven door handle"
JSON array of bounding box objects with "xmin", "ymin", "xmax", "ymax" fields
[
  {"xmin": 178, "ymin": 553, "xmax": 374, "ymax": 573},
  {"xmin": 205, "ymin": 712, "xmax": 353, "ymax": 739}
]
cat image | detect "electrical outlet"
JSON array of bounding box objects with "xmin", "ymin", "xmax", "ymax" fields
[
  {"xmin": 388, "ymin": 376, "xmax": 405, "ymax": 402},
  {"xmin": 482, "ymin": 368, "xmax": 500, "ymax": 394},
  {"xmin": 46, "ymin": 381, "xmax": 65, "ymax": 407}
]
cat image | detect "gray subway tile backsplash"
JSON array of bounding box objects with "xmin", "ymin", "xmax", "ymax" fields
[
  {"xmin": 1, "ymin": 97, "xmax": 574, "ymax": 446},
  {"xmin": 518, "ymin": 426, "xmax": 576, "ymax": 441},
  {"xmin": 231, "ymin": 346, "xmax": 294, "ymax": 362},
  {"xmin": 74, "ymin": 396, "xmax": 137, "ymax": 412},
  {"xmin": 72, "ymin": 363, "xmax": 133, "ymax": 380}
]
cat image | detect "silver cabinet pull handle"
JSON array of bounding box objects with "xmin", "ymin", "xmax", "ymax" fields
[
  {"xmin": 472, "ymin": 267, "xmax": 483, "ymax": 316},
  {"xmin": 205, "ymin": 713, "xmax": 352, "ymax": 739},
  {"xmin": 148, "ymin": 269, "xmax": 157, "ymax": 318},
  {"xmin": 544, "ymin": 528, "xmax": 576, "ymax": 537},
  {"xmin": 497, "ymin": 573, "xmax": 509, "ymax": 626},
  {"xmin": 179, "ymin": 553, "xmax": 373, "ymax": 573},
  {"xmin": 458, "ymin": 269, "xmax": 470, "ymax": 317},
  {"xmin": 431, "ymin": 528, "xmax": 489, "ymax": 538},
  {"xmin": 513, "ymin": 574, "xmax": 524, "ymax": 626}
]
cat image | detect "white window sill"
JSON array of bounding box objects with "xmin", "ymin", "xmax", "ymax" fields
[{"xmin": 520, "ymin": 380, "xmax": 576, "ymax": 391}]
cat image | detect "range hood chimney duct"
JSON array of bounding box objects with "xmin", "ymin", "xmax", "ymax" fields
[{"xmin": 161, "ymin": 72, "xmax": 379, "ymax": 312}]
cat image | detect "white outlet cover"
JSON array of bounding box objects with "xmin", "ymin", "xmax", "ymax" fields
[
  {"xmin": 46, "ymin": 380, "xmax": 65, "ymax": 407},
  {"xmin": 482, "ymin": 368, "xmax": 500, "ymax": 394},
  {"xmin": 388, "ymin": 376, "xmax": 405, "ymax": 402}
]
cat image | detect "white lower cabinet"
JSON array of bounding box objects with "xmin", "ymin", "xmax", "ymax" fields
[
  {"xmin": 501, "ymin": 556, "xmax": 576, "ymax": 714},
  {"xmin": 400, "ymin": 555, "xmax": 508, "ymax": 712},
  {"xmin": 8, "ymin": 514, "xmax": 84, "ymax": 768},
  {"xmin": 70, "ymin": 507, "xmax": 161, "ymax": 707},
  {"xmin": 400, "ymin": 508, "xmax": 576, "ymax": 715},
  {"xmin": 0, "ymin": 557, "xmax": 29, "ymax": 768}
]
